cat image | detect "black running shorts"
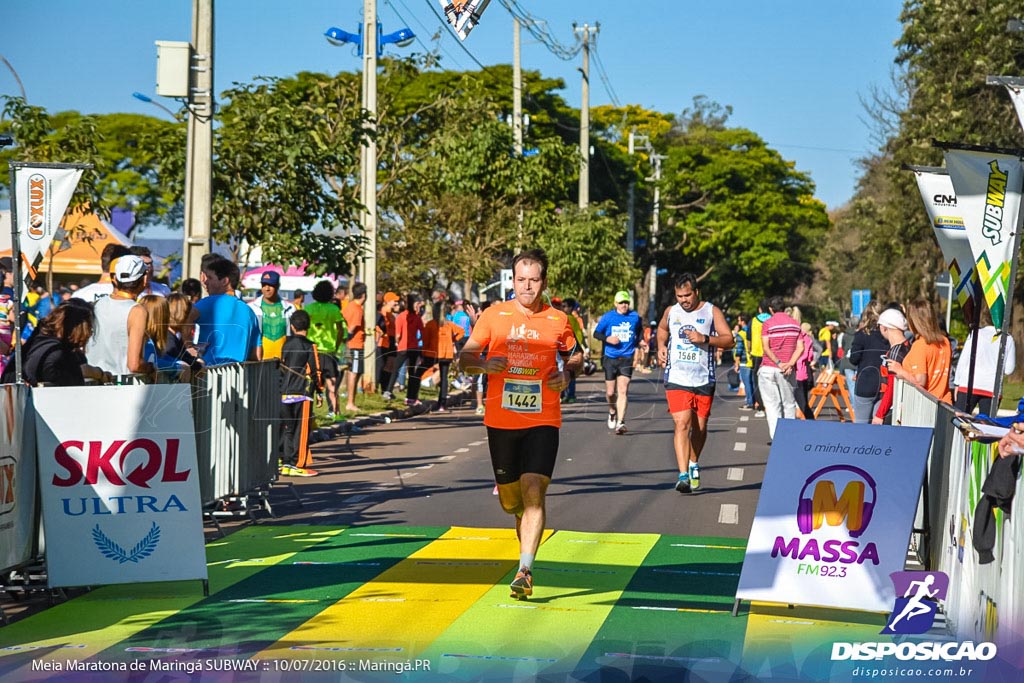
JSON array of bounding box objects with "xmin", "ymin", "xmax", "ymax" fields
[
  {"xmin": 603, "ymin": 356, "xmax": 634, "ymax": 381},
  {"xmin": 486, "ymin": 425, "xmax": 559, "ymax": 485},
  {"xmin": 319, "ymin": 353, "xmax": 340, "ymax": 381}
]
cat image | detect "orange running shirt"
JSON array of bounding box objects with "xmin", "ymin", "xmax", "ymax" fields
[
  {"xmin": 343, "ymin": 300, "xmax": 365, "ymax": 349},
  {"xmin": 904, "ymin": 337, "xmax": 952, "ymax": 403},
  {"xmin": 468, "ymin": 300, "xmax": 578, "ymax": 429}
]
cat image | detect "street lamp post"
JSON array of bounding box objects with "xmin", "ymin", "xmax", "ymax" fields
[
  {"xmin": 132, "ymin": 92, "xmax": 178, "ymax": 120},
  {"xmin": 325, "ymin": 1, "xmax": 413, "ymax": 392},
  {"xmin": 0, "ymin": 55, "xmax": 26, "ymax": 101}
]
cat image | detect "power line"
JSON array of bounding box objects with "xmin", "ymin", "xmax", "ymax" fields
[
  {"xmin": 497, "ymin": 0, "xmax": 582, "ymax": 61},
  {"xmin": 388, "ymin": 0, "xmax": 468, "ymax": 71},
  {"xmin": 591, "ymin": 44, "xmax": 620, "ymax": 108}
]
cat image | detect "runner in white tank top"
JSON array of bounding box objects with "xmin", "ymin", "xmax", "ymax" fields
[{"xmin": 656, "ymin": 273, "xmax": 733, "ymax": 493}]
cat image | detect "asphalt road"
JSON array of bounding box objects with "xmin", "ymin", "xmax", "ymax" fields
[{"xmin": 271, "ymin": 371, "xmax": 773, "ymax": 539}]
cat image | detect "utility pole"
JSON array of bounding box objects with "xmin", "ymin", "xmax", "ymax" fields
[
  {"xmin": 574, "ymin": 22, "xmax": 598, "ymax": 209},
  {"xmin": 182, "ymin": 0, "xmax": 213, "ymax": 281},
  {"xmin": 648, "ymin": 153, "xmax": 664, "ymax": 324},
  {"xmin": 361, "ymin": 0, "xmax": 379, "ymax": 390},
  {"xmin": 513, "ymin": 18, "xmax": 523, "ymax": 156}
]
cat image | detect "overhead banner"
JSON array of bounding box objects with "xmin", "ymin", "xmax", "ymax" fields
[
  {"xmin": 0, "ymin": 384, "xmax": 37, "ymax": 573},
  {"xmin": 994, "ymin": 79, "xmax": 1024, "ymax": 135},
  {"xmin": 33, "ymin": 384, "xmax": 207, "ymax": 588},
  {"xmin": 910, "ymin": 167, "xmax": 979, "ymax": 324},
  {"xmin": 942, "ymin": 146, "xmax": 1024, "ymax": 329},
  {"xmin": 736, "ymin": 420, "xmax": 932, "ymax": 613},
  {"xmin": 12, "ymin": 163, "xmax": 84, "ymax": 286}
]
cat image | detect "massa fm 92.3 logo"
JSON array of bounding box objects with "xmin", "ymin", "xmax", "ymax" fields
[{"xmin": 772, "ymin": 465, "xmax": 881, "ymax": 570}]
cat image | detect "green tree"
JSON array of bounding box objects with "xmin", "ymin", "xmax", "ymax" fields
[
  {"xmin": 656, "ymin": 98, "xmax": 830, "ymax": 313},
  {"xmin": 535, "ymin": 202, "xmax": 640, "ymax": 317}
]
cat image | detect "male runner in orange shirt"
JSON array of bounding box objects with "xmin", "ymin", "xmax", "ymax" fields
[{"xmin": 458, "ymin": 249, "xmax": 582, "ymax": 600}]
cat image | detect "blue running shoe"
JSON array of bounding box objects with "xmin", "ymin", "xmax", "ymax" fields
[
  {"xmin": 675, "ymin": 472, "xmax": 690, "ymax": 493},
  {"xmin": 689, "ymin": 462, "xmax": 700, "ymax": 490}
]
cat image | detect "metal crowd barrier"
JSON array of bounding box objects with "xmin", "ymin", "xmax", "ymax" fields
[
  {"xmin": 1, "ymin": 360, "xmax": 280, "ymax": 575},
  {"xmin": 191, "ymin": 361, "xmax": 280, "ymax": 506},
  {"xmin": 893, "ymin": 380, "xmax": 1024, "ymax": 648}
]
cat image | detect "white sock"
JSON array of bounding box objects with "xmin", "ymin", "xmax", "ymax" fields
[{"xmin": 519, "ymin": 552, "xmax": 535, "ymax": 571}]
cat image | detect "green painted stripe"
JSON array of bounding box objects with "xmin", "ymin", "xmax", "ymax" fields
[
  {"xmin": 0, "ymin": 525, "xmax": 338, "ymax": 676},
  {"xmin": 570, "ymin": 534, "xmax": 750, "ymax": 681},
  {"xmin": 98, "ymin": 525, "xmax": 447, "ymax": 662},
  {"xmin": 420, "ymin": 529, "xmax": 659, "ymax": 681}
]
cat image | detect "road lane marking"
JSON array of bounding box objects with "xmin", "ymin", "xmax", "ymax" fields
[
  {"xmin": 740, "ymin": 416, "xmax": 749, "ymax": 422},
  {"xmin": 468, "ymin": 441, "xmax": 486, "ymax": 446},
  {"xmin": 737, "ymin": 426, "xmax": 747, "ymax": 434},
  {"xmin": 718, "ymin": 504, "xmax": 739, "ymax": 524},
  {"xmin": 454, "ymin": 448, "xmax": 470, "ymax": 453},
  {"xmin": 734, "ymin": 442, "xmax": 746, "ymax": 451},
  {"xmin": 727, "ymin": 468, "xmax": 744, "ymax": 481},
  {"xmin": 439, "ymin": 455, "xmax": 456, "ymax": 461}
]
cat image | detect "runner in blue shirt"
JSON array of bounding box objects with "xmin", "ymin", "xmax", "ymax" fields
[{"xmin": 593, "ymin": 290, "xmax": 643, "ymax": 434}]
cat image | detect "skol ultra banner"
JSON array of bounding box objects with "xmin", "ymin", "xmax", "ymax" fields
[
  {"xmin": 0, "ymin": 384, "xmax": 37, "ymax": 573},
  {"xmin": 12, "ymin": 164, "xmax": 83, "ymax": 287},
  {"xmin": 943, "ymin": 146, "xmax": 1024, "ymax": 329},
  {"xmin": 736, "ymin": 420, "xmax": 932, "ymax": 612},
  {"xmin": 33, "ymin": 384, "xmax": 207, "ymax": 587},
  {"xmin": 910, "ymin": 167, "xmax": 979, "ymax": 324}
]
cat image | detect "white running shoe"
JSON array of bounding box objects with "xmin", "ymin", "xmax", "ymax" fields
[
  {"xmin": 607, "ymin": 410, "xmax": 617, "ymax": 429},
  {"xmin": 615, "ymin": 422, "xmax": 627, "ymax": 435}
]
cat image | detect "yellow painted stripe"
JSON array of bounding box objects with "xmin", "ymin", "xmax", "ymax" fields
[{"xmin": 261, "ymin": 526, "xmax": 552, "ymax": 659}]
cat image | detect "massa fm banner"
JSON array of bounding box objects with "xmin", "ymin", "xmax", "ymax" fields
[
  {"xmin": 736, "ymin": 420, "xmax": 932, "ymax": 613},
  {"xmin": 941, "ymin": 145, "xmax": 1024, "ymax": 330},
  {"xmin": 32, "ymin": 384, "xmax": 207, "ymax": 588}
]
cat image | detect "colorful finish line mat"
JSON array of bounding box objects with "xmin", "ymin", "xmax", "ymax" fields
[{"xmin": 2, "ymin": 526, "xmax": 1012, "ymax": 682}]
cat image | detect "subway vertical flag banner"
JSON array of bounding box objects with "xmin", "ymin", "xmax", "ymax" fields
[
  {"xmin": 736, "ymin": 420, "xmax": 932, "ymax": 613},
  {"xmin": 32, "ymin": 384, "xmax": 207, "ymax": 588},
  {"xmin": 12, "ymin": 164, "xmax": 83, "ymax": 288},
  {"xmin": 910, "ymin": 167, "xmax": 979, "ymax": 325},
  {"xmin": 942, "ymin": 146, "xmax": 1024, "ymax": 330}
]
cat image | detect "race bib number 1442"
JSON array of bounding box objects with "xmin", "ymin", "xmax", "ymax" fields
[{"xmin": 501, "ymin": 379, "xmax": 542, "ymax": 413}]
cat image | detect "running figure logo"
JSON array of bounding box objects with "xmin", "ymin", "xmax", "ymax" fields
[{"xmin": 881, "ymin": 571, "xmax": 949, "ymax": 634}]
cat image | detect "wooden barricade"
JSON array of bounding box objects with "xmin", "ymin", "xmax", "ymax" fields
[{"xmin": 806, "ymin": 369, "xmax": 855, "ymax": 422}]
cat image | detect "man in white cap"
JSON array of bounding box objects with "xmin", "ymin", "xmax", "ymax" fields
[{"xmin": 84, "ymin": 255, "xmax": 154, "ymax": 380}]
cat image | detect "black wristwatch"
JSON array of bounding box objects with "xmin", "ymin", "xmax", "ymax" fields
[{"xmin": 704, "ymin": 334, "xmax": 710, "ymax": 345}]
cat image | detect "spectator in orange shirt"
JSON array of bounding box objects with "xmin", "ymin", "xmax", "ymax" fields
[
  {"xmin": 376, "ymin": 292, "xmax": 400, "ymax": 393},
  {"xmin": 886, "ymin": 298, "xmax": 952, "ymax": 403},
  {"xmin": 385, "ymin": 294, "xmax": 425, "ymax": 406},
  {"xmin": 342, "ymin": 283, "xmax": 367, "ymax": 413},
  {"xmin": 423, "ymin": 300, "xmax": 465, "ymax": 412}
]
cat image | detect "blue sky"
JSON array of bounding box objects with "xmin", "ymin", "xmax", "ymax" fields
[{"xmin": 1, "ymin": 1, "xmax": 903, "ymax": 210}]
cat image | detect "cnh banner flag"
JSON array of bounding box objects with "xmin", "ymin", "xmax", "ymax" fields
[
  {"xmin": 909, "ymin": 166, "xmax": 979, "ymax": 324},
  {"xmin": 942, "ymin": 145, "xmax": 1024, "ymax": 329},
  {"xmin": 12, "ymin": 163, "xmax": 84, "ymax": 286}
]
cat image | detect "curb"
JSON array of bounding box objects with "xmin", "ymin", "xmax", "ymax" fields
[{"xmin": 309, "ymin": 389, "xmax": 474, "ymax": 444}]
